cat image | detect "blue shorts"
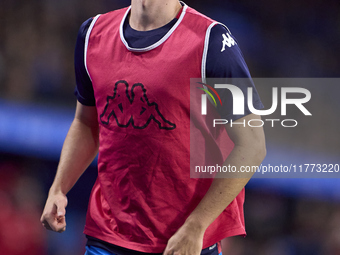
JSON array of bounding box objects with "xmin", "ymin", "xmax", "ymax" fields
[{"xmin": 85, "ymin": 244, "xmax": 222, "ymax": 255}]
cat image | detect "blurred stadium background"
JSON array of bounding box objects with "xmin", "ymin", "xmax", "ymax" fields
[{"xmin": 0, "ymin": 0, "xmax": 339, "ymax": 254}]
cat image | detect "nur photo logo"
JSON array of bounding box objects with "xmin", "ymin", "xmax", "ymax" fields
[{"xmin": 197, "ymin": 80, "xmax": 312, "ymax": 128}]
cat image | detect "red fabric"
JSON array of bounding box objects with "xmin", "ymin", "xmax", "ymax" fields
[{"xmin": 84, "ymin": 5, "xmax": 245, "ymax": 253}]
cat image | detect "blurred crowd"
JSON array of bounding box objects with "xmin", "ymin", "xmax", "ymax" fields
[
  {"xmin": 0, "ymin": 0, "xmax": 340, "ymax": 255},
  {"xmin": 0, "ymin": 154, "xmax": 96, "ymax": 255},
  {"xmin": 212, "ymin": 0, "xmax": 340, "ymax": 78},
  {"xmin": 0, "ymin": 0, "xmax": 127, "ymax": 104},
  {"xmin": 223, "ymin": 190, "xmax": 340, "ymax": 255},
  {"xmin": 0, "ymin": 156, "xmax": 46, "ymax": 255}
]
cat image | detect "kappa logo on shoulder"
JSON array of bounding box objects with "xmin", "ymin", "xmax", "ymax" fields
[{"xmin": 221, "ymin": 32, "xmax": 237, "ymax": 52}]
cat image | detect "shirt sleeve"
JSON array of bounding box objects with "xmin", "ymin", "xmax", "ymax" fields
[
  {"xmin": 205, "ymin": 24, "xmax": 264, "ymax": 121},
  {"xmin": 74, "ymin": 18, "xmax": 96, "ymax": 106}
]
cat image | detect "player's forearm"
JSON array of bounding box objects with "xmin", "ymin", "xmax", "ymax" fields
[
  {"xmin": 49, "ymin": 118, "xmax": 99, "ymax": 195},
  {"xmin": 185, "ymin": 142, "xmax": 266, "ymax": 232}
]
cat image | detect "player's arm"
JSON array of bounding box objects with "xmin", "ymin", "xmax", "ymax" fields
[
  {"xmin": 164, "ymin": 114, "xmax": 266, "ymax": 255},
  {"xmin": 164, "ymin": 23, "xmax": 266, "ymax": 255},
  {"xmin": 41, "ymin": 17, "xmax": 97, "ymax": 233},
  {"xmin": 40, "ymin": 102, "xmax": 99, "ymax": 233},
  {"xmin": 186, "ymin": 114, "xmax": 266, "ymax": 230}
]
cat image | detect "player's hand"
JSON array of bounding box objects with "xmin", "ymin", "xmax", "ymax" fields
[
  {"xmin": 40, "ymin": 191, "xmax": 68, "ymax": 233},
  {"xmin": 163, "ymin": 220, "xmax": 204, "ymax": 255}
]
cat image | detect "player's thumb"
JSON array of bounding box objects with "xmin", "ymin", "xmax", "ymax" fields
[{"xmin": 55, "ymin": 199, "xmax": 67, "ymax": 217}]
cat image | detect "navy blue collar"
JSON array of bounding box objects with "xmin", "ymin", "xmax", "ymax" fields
[{"xmin": 123, "ymin": 16, "xmax": 178, "ymax": 48}]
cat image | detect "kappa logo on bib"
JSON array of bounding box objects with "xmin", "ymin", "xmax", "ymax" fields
[{"xmin": 100, "ymin": 80, "xmax": 176, "ymax": 130}]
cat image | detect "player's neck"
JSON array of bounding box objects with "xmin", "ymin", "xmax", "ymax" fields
[{"xmin": 129, "ymin": 0, "xmax": 182, "ymax": 31}]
